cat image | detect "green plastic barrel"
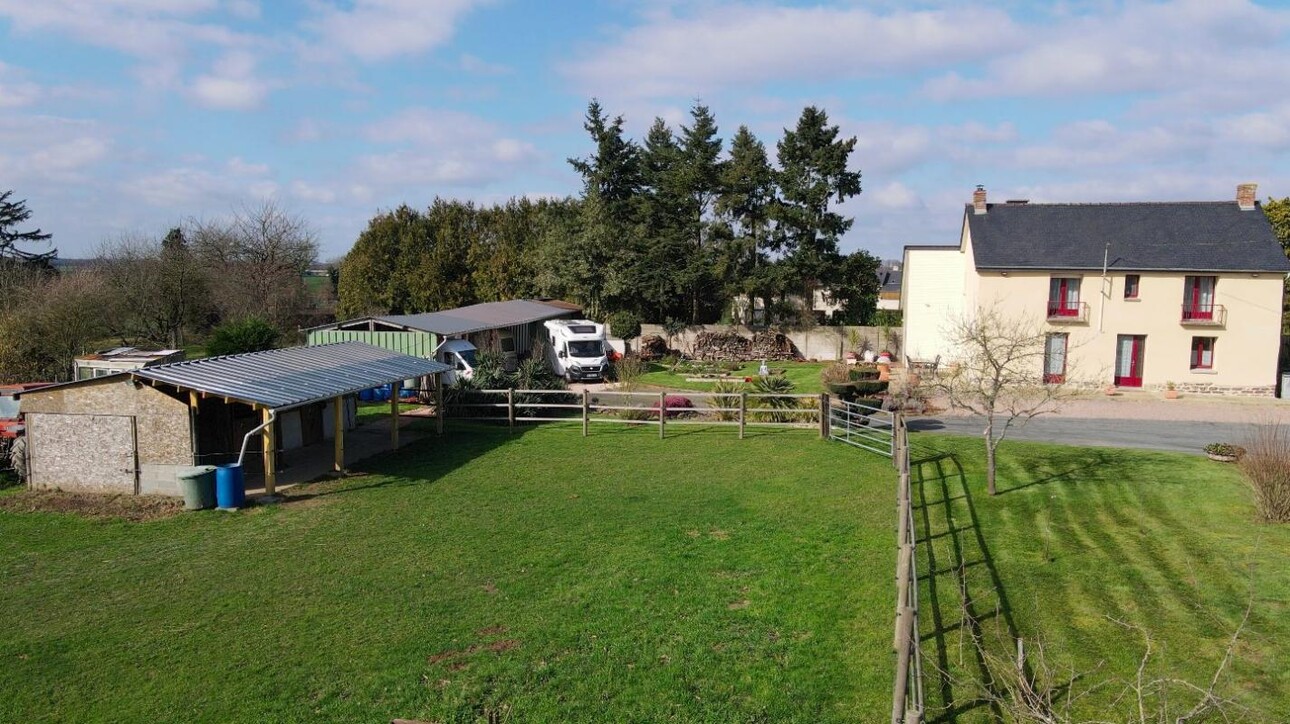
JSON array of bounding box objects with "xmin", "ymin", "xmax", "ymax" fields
[{"xmin": 178, "ymin": 466, "xmax": 217, "ymax": 510}]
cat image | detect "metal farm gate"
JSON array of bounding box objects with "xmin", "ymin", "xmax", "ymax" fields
[{"xmin": 828, "ymin": 398, "xmax": 895, "ymax": 457}]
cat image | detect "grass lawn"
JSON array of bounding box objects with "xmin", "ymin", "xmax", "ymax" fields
[
  {"xmin": 907, "ymin": 435, "xmax": 1290, "ymax": 721},
  {"xmin": 355, "ymin": 400, "xmax": 423, "ymax": 425},
  {"xmin": 0, "ymin": 423, "xmax": 893, "ymax": 722},
  {"xmin": 636, "ymin": 360, "xmax": 829, "ymax": 394},
  {"xmin": 1, "ymin": 424, "xmax": 1286, "ymax": 721}
]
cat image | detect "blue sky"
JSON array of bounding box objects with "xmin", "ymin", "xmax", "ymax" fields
[{"xmin": 3, "ymin": 0, "xmax": 1290, "ymax": 262}]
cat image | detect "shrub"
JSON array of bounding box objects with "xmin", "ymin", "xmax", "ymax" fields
[
  {"xmin": 1204, "ymin": 442, "xmax": 1244, "ymax": 458},
  {"xmin": 611, "ymin": 354, "xmax": 647, "ymax": 388},
  {"xmin": 750, "ymin": 375, "xmax": 800, "ymax": 422},
  {"xmin": 1238, "ymin": 425, "xmax": 1290, "ymax": 522},
  {"xmin": 607, "ymin": 310, "xmax": 641, "ymax": 340},
  {"xmin": 710, "ymin": 379, "xmax": 743, "ymax": 422},
  {"xmin": 820, "ymin": 363, "xmax": 850, "ymax": 386},
  {"xmin": 205, "ymin": 317, "xmax": 278, "ymax": 357},
  {"xmin": 651, "ymin": 395, "xmax": 695, "ymax": 419},
  {"xmin": 472, "ymin": 350, "xmax": 510, "ymax": 390}
]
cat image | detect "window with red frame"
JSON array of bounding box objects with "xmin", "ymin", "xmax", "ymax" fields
[
  {"xmin": 1124, "ymin": 274, "xmax": 1140, "ymax": 299},
  {"xmin": 1190, "ymin": 336, "xmax": 1215, "ymax": 370}
]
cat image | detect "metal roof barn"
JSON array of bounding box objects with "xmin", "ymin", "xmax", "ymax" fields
[
  {"xmin": 131, "ymin": 342, "xmax": 450, "ymax": 411},
  {"xmin": 16, "ymin": 342, "xmax": 451, "ymax": 499},
  {"xmin": 307, "ymin": 299, "xmax": 578, "ymax": 336}
]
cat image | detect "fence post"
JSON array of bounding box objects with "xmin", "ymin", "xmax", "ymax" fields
[
  {"xmin": 507, "ymin": 388, "xmax": 515, "ymax": 428},
  {"xmin": 819, "ymin": 393, "xmax": 830, "ymax": 439},
  {"xmin": 738, "ymin": 391, "xmax": 747, "ymax": 439},
  {"xmin": 659, "ymin": 391, "xmax": 667, "ymax": 439},
  {"xmin": 582, "ymin": 389, "xmax": 589, "ymax": 437},
  {"xmin": 435, "ymin": 373, "xmax": 444, "ymax": 435}
]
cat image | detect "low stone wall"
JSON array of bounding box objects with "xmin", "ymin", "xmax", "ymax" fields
[{"xmin": 1158, "ymin": 382, "xmax": 1276, "ymax": 397}]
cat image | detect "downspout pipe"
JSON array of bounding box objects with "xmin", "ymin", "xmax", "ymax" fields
[{"xmin": 236, "ymin": 409, "xmax": 277, "ymax": 467}]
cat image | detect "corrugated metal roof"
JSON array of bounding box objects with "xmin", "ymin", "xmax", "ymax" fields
[
  {"xmin": 130, "ymin": 342, "xmax": 449, "ymax": 410},
  {"xmin": 307, "ymin": 299, "xmax": 578, "ymax": 336},
  {"xmin": 380, "ymin": 300, "xmax": 576, "ymax": 335}
]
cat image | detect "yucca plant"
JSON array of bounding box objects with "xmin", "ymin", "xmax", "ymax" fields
[
  {"xmin": 710, "ymin": 379, "xmax": 743, "ymax": 421},
  {"xmin": 750, "ymin": 375, "xmax": 799, "ymax": 422}
]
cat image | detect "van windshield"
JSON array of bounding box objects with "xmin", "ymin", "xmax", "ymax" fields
[
  {"xmin": 457, "ymin": 349, "xmax": 477, "ymax": 367},
  {"xmin": 568, "ymin": 340, "xmax": 603, "ymax": 358},
  {"xmin": 0, "ymin": 395, "xmax": 19, "ymax": 419}
]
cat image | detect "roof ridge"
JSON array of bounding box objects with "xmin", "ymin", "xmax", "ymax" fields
[{"xmin": 964, "ymin": 200, "xmax": 1242, "ymax": 208}]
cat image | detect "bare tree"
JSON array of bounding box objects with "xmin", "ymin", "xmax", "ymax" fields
[
  {"xmin": 190, "ymin": 201, "xmax": 319, "ymax": 331},
  {"xmin": 0, "ymin": 272, "xmax": 112, "ymax": 383},
  {"xmin": 96, "ymin": 228, "xmax": 211, "ymax": 348},
  {"xmin": 935, "ymin": 305, "xmax": 1082, "ymax": 494}
]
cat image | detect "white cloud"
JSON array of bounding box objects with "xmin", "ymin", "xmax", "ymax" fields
[
  {"xmin": 189, "ymin": 50, "xmax": 271, "ymax": 110},
  {"xmin": 562, "ymin": 4, "xmax": 1021, "ymax": 98},
  {"xmin": 305, "ymin": 0, "xmax": 490, "ymax": 62},
  {"xmin": 0, "ymin": 62, "xmax": 42, "ymax": 108},
  {"xmin": 123, "ymin": 162, "xmax": 278, "ymax": 207},
  {"xmin": 459, "ymin": 53, "xmax": 510, "ymax": 75},
  {"xmin": 869, "ymin": 181, "xmax": 920, "ymax": 210},
  {"xmin": 922, "ymin": 0, "xmax": 1290, "ymax": 103},
  {"xmin": 225, "ymin": 0, "xmax": 259, "ymax": 20},
  {"xmin": 0, "ymin": 115, "xmax": 112, "ymax": 184}
]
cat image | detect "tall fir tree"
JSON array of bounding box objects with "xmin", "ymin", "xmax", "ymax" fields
[
  {"xmin": 716, "ymin": 125, "xmax": 776, "ymax": 316},
  {"xmin": 676, "ymin": 103, "xmax": 724, "ymax": 322},
  {"xmin": 773, "ymin": 106, "xmax": 862, "ymax": 307}
]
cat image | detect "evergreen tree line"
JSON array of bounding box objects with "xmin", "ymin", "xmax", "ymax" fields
[{"xmin": 338, "ymin": 102, "xmax": 882, "ymax": 328}]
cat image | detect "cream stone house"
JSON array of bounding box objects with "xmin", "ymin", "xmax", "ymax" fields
[{"xmin": 902, "ymin": 184, "xmax": 1289, "ymax": 396}]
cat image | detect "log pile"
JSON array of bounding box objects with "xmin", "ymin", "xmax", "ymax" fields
[
  {"xmin": 689, "ymin": 330, "xmax": 800, "ymax": 361},
  {"xmin": 637, "ymin": 335, "xmax": 673, "ymax": 361}
]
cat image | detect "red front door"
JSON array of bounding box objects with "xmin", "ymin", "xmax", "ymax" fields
[{"xmin": 1114, "ymin": 335, "xmax": 1145, "ymax": 387}]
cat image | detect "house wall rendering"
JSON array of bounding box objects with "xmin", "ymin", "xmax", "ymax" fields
[{"xmin": 974, "ymin": 270, "xmax": 1284, "ymax": 394}]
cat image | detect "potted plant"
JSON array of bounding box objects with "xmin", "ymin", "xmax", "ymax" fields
[
  {"xmin": 1164, "ymin": 381, "xmax": 1179, "ymax": 400},
  {"xmin": 1103, "ymin": 383, "xmax": 1118, "ymax": 396},
  {"xmin": 1204, "ymin": 442, "xmax": 1244, "ymax": 462}
]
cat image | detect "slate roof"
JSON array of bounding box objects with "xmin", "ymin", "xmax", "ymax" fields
[
  {"xmin": 309, "ymin": 299, "xmax": 579, "ymax": 336},
  {"xmin": 965, "ymin": 201, "xmax": 1290, "ymax": 272},
  {"xmin": 879, "ymin": 268, "xmax": 903, "ymax": 293},
  {"xmin": 23, "ymin": 342, "xmax": 449, "ymax": 411}
]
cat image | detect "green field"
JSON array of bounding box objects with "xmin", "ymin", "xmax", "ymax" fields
[
  {"xmin": 0, "ymin": 424, "xmax": 1286, "ymax": 721},
  {"xmin": 636, "ymin": 360, "xmax": 829, "ymax": 393}
]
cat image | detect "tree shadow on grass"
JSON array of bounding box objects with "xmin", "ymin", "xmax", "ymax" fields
[{"xmin": 911, "ymin": 451, "xmax": 1024, "ymax": 723}]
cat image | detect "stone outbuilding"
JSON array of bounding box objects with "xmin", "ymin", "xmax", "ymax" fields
[{"xmin": 16, "ymin": 342, "xmax": 449, "ymax": 496}]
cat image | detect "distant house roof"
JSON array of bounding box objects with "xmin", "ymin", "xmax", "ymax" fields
[
  {"xmin": 878, "ymin": 268, "xmax": 903, "ymax": 293},
  {"xmin": 75, "ymin": 347, "xmax": 183, "ymax": 363},
  {"xmin": 24, "ymin": 342, "xmax": 449, "ymax": 411},
  {"xmin": 966, "ymin": 201, "xmax": 1290, "ymax": 272},
  {"xmin": 311, "ymin": 299, "xmax": 580, "ymax": 336}
]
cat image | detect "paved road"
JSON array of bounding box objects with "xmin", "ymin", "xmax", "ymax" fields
[{"xmin": 907, "ymin": 416, "xmax": 1262, "ymax": 455}]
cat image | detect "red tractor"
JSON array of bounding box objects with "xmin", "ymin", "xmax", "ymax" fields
[{"xmin": 0, "ymin": 383, "xmax": 49, "ymax": 469}]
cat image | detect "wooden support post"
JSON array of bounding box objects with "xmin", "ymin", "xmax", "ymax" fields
[
  {"xmin": 390, "ymin": 385, "xmax": 400, "ymax": 449},
  {"xmin": 261, "ymin": 407, "xmax": 276, "ymax": 496},
  {"xmin": 333, "ymin": 395, "xmax": 345, "ymax": 473},
  {"xmin": 738, "ymin": 391, "xmax": 747, "ymax": 439},
  {"xmin": 507, "ymin": 388, "xmax": 516, "ymax": 427},
  {"xmin": 582, "ymin": 389, "xmax": 589, "ymax": 437},
  {"xmin": 659, "ymin": 391, "xmax": 667, "ymax": 439},
  {"xmin": 819, "ymin": 393, "xmax": 830, "ymax": 439},
  {"xmin": 435, "ymin": 374, "xmax": 444, "ymax": 435}
]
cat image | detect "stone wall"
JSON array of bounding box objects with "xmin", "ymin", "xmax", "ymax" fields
[
  {"xmin": 638, "ymin": 324, "xmax": 902, "ymax": 361},
  {"xmin": 21, "ymin": 378, "xmax": 193, "ymax": 494}
]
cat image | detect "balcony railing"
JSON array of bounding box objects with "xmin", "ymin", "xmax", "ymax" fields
[
  {"xmin": 1046, "ymin": 300, "xmax": 1089, "ymax": 323},
  {"xmin": 1181, "ymin": 303, "xmax": 1226, "ymax": 327}
]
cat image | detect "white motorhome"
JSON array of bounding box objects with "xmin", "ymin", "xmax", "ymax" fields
[
  {"xmin": 435, "ymin": 338, "xmax": 478, "ymax": 386},
  {"xmin": 544, "ymin": 319, "xmax": 609, "ymax": 382}
]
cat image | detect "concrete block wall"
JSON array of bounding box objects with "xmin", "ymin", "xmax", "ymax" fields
[{"xmin": 638, "ymin": 324, "xmax": 902, "ymax": 361}]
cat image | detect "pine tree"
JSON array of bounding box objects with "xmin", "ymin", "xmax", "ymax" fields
[
  {"xmin": 0, "ymin": 190, "xmax": 55, "ymax": 267},
  {"xmin": 676, "ymin": 103, "xmax": 724, "ymax": 322},
  {"xmin": 716, "ymin": 125, "xmax": 776, "ymax": 315},
  {"xmin": 773, "ymin": 107, "xmax": 862, "ymax": 306}
]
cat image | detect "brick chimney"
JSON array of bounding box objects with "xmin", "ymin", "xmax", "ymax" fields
[
  {"xmin": 972, "ymin": 185, "xmax": 987, "ymax": 215},
  {"xmin": 1237, "ymin": 183, "xmax": 1257, "ymax": 211}
]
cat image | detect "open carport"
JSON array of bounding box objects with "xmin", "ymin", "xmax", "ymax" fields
[{"xmin": 17, "ymin": 342, "xmax": 450, "ymax": 497}]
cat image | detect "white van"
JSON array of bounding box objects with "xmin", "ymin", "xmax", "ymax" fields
[
  {"xmin": 544, "ymin": 319, "xmax": 609, "ymax": 382},
  {"xmin": 435, "ymin": 338, "xmax": 478, "ymax": 386}
]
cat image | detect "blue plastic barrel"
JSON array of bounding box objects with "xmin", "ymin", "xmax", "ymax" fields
[
  {"xmin": 358, "ymin": 388, "xmax": 372, "ymax": 402},
  {"xmin": 215, "ymin": 464, "xmax": 245, "ymax": 510}
]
